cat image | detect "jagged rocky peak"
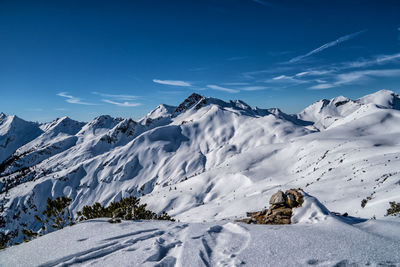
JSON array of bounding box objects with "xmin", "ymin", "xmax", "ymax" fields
[
  {"xmin": 231, "ymin": 99, "xmax": 251, "ymax": 110},
  {"xmin": 267, "ymin": 107, "xmax": 282, "ymax": 115},
  {"xmin": 99, "ymin": 118, "xmax": 138, "ymax": 144},
  {"xmin": 172, "ymin": 93, "xmax": 207, "ymax": 116},
  {"xmin": 113, "ymin": 118, "xmax": 137, "ymax": 136}
]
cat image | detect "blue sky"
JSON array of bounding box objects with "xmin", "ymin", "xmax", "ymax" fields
[{"xmin": 1, "ymin": 0, "xmax": 400, "ymax": 122}]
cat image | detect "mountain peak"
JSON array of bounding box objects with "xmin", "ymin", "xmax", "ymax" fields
[
  {"xmin": 232, "ymin": 99, "xmax": 251, "ymax": 110},
  {"xmin": 0, "ymin": 112, "xmax": 7, "ymax": 122},
  {"xmin": 172, "ymin": 93, "xmax": 206, "ymax": 117},
  {"xmin": 358, "ymin": 89, "xmax": 400, "ymax": 110}
]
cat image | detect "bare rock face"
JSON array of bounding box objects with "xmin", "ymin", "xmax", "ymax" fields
[
  {"xmin": 269, "ymin": 190, "xmax": 286, "ymax": 205},
  {"xmin": 238, "ymin": 188, "xmax": 304, "ymax": 225}
]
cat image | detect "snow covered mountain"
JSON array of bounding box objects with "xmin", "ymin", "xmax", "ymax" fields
[
  {"xmin": 297, "ymin": 89, "xmax": 400, "ymax": 129},
  {"xmin": 1, "ymin": 90, "xmax": 400, "ymax": 246},
  {"xmin": 0, "ymin": 113, "xmax": 42, "ymax": 166}
]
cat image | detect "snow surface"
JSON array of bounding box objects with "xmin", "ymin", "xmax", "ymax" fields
[
  {"xmin": 0, "ymin": 114, "xmax": 42, "ymax": 164},
  {"xmin": 1, "ymin": 90, "xmax": 400, "ymax": 251},
  {"xmin": 1, "ymin": 196, "xmax": 400, "ymax": 266}
]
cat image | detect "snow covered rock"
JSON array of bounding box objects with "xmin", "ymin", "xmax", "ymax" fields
[
  {"xmin": 242, "ymin": 188, "xmax": 305, "ymax": 224},
  {"xmin": 291, "ymin": 191, "xmax": 331, "ymax": 224},
  {"xmin": 269, "ymin": 190, "xmax": 286, "ymax": 205}
]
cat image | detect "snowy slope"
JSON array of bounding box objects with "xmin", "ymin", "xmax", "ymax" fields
[
  {"xmin": 0, "ymin": 113, "xmax": 42, "ymax": 165},
  {"xmin": 1, "ymin": 90, "xmax": 400, "ymax": 247},
  {"xmin": 297, "ymin": 89, "xmax": 400, "ymax": 130},
  {"xmin": 1, "ymin": 193, "xmax": 400, "ymax": 266},
  {"xmin": 0, "ymin": 117, "xmax": 85, "ymax": 176}
]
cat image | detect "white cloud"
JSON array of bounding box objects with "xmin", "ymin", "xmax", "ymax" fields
[
  {"xmin": 221, "ymin": 82, "xmax": 250, "ymax": 86},
  {"xmin": 241, "ymin": 86, "xmax": 269, "ymax": 91},
  {"xmin": 265, "ymin": 75, "xmax": 308, "ymax": 85},
  {"xmin": 242, "ymin": 66, "xmax": 294, "ymax": 79},
  {"xmin": 102, "ymin": 99, "xmax": 142, "ymax": 107},
  {"xmin": 92, "ymin": 92, "xmax": 138, "ymax": 101},
  {"xmin": 335, "ymin": 69, "xmax": 400, "ymax": 85},
  {"xmin": 309, "ymin": 84, "xmax": 335, "ymax": 90},
  {"xmin": 252, "ymin": 0, "xmax": 273, "ymax": 7},
  {"xmin": 289, "ymin": 30, "xmax": 367, "ymax": 63},
  {"xmin": 342, "ymin": 53, "xmax": 400, "ymax": 69},
  {"xmin": 295, "ymin": 70, "xmax": 333, "ymax": 77},
  {"xmin": 153, "ymin": 79, "xmax": 192, "ymax": 87},
  {"xmin": 207, "ymin": 85, "xmax": 240, "ymax": 93},
  {"xmin": 57, "ymin": 92, "xmax": 97, "ymax": 105},
  {"xmin": 308, "ymin": 69, "xmax": 400, "ymax": 90}
]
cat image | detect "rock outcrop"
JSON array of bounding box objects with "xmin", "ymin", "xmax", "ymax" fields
[{"xmin": 239, "ymin": 188, "xmax": 304, "ymax": 225}]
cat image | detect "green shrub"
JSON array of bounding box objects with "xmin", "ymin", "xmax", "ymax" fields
[
  {"xmin": 77, "ymin": 196, "xmax": 174, "ymax": 222},
  {"xmin": 361, "ymin": 199, "xmax": 368, "ymax": 208},
  {"xmin": 22, "ymin": 196, "xmax": 74, "ymax": 242},
  {"xmin": 385, "ymin": 201, "xmax": 400, "ymax": 216},
  {"xmin": 13, "ymin": 195, "xmax": 174, "ymax": 248}
]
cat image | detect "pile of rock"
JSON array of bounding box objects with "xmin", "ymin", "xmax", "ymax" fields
[{"xmin": 239, "ymin": 188, "xmax": 304, "ymax": 225}]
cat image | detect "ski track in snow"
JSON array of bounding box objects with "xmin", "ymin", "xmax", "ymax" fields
[
  {"xmin": 17, "ymin": 221, "xmax": 252, "ymax": 267},
  {"xmin": 1, "ymin": 216, "xmax": 400, "ymax": 267}
]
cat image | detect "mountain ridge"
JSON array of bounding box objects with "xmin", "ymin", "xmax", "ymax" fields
[{"xmin": 1, "ymin": 89, "xmax": 400, "ymax": 245}]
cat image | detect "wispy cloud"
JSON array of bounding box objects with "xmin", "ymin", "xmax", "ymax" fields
[
  {"xmin": 290, "ymin": 52, "xmax": 400, "ymax": 85},
  {"xmin": 340, "ymin": 53, "xmax": 400, "ymax": 69},
  {"xmin": 57, "ymin": 92, "xmax": 97, "ymax": 105},
  {"xmin": 207, "ymin": 84, "xmax": 240, "ymax": 93},
  {"xmin": 309, "ymin": 69, "xmax": 400, "ymax": 89},
  {"xmin": 295, "ymin": 70, "xmax": 333, "ymax": 77},
  {"xmin": 289, "ymin": 30, "xmax": 368, "ymax": 63},
  {"xmin": 309, "ymin": 83, "xmax": 335, "ymax": 90},
  {"xmin": 92, "ymin": 92, "xmax": 139, "ymax": 101},
  {"xmin": 102, "ymin": 99, "xmax": 142, "ymax": 107},
  {"xmin": 264, "ymin": 75, "xmax": 308, "ymax": 85},
  {"xmin": 242, "ymin": 66, "xmax": 295, "ymax": 79},
  {"xmin": 221, "ymin": 82, "xmax": 250, "ymax": 86},
  {"xmin": 252, "ymin": 0, "xmax": 273, "ymax": 7},
  {"xmin": 335, "ymin": 69, "xmax": 400, "ymax": 85},
  {"xmin": 241, "ymin": 86, "xmax": 269, "ymax": 91},
  {"xmin": 153, "ymin": 79, "xmax": 192, "ymax": 87}
]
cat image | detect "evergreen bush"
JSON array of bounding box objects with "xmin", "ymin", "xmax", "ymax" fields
[
  {"xmin": 15, "ymin": 195, "xmax": 173, "ymax": 247},
  {"xmin": 385, "ymin": 201, "xmax": 400, "ymax": 216}
]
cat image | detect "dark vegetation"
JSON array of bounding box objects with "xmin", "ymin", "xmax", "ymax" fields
[
  {"xmin": 76, "ymin": 196, "xmax": 174, "ymax": 223},
  {"xmin": 0, "ymin": 195, "xmax": 173, "ymax": 249},
  {"xmin": 385, "ymin": 201, "xmax": 400, "ymax": 217}
]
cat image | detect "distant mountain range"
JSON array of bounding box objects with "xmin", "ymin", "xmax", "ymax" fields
[{"xmin": 1, "ymin": 89, "xmax": 400, "ymax": 244}]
